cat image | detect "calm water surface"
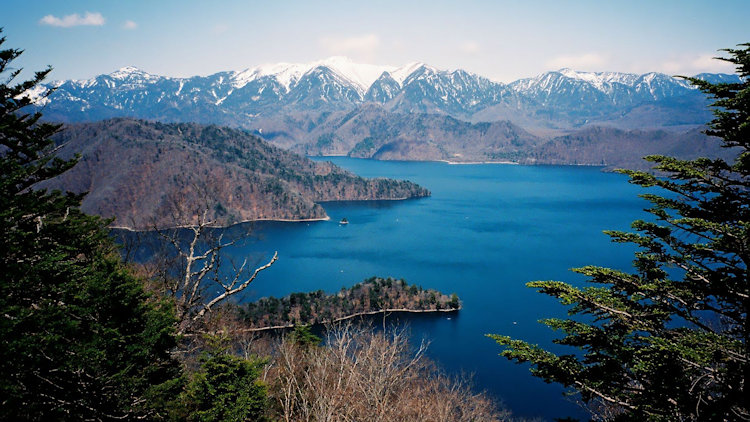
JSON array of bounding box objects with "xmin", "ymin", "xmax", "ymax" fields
[{"xmin": 221, "ymin": 158, "xmax": 645, "ymax": 421}]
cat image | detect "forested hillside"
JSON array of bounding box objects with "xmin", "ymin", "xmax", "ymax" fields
[
  {"xmin": 39, "ymin": 118, "xmax": 429, "ymax": 229},
  {"xmin": 239, "ymin": 277, "xmax": 460, "ymax": 328}
]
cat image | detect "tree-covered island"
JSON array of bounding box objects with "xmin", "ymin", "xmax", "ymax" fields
[{"xmin": 239, "ymin": 277, "xmax": 461, "ymax": 329}]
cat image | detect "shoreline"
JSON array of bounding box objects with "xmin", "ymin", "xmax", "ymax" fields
[
  {"xmin": 109, "ymin": 216, "xmax": 331, "ymax": 232},
  {"xmin": 318, "ymin": 196, "xmax": 414, "ymax": 203},
  {"xmin": 312, "ymin": 155, "xmax": 612, "ymax": 168},
  {"xmin": 109, "ymin": 191, "xmax": 428, "ymax": 232},
  {"xmin": 442, "ymin": 160, "xmax": 518, "ymax": 165},
  {"xmin": 314, "ymin": 155, "xmax": 519, "ymax": 166},
  {"xmin": 237, "ymin": 307, "xmax": 461, "ymax": 333}
]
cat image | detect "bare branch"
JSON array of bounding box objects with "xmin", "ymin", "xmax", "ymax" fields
[{"xmin": 192, "ymin": 251, "xmax": 278, "ymax": 322}]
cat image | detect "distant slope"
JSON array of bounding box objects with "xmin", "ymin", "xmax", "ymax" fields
[
  {"xmin": 251, "ymin": 106, "xmax": 732, "ymax": 168},
  {"xmin": 38, "ymin": 119, "xmax": 429, "ymax": 230},
  {"xmin": 523, "ymin": 126, "xmax": 739, "ymax": 170},
  {"xmin": 250, "ymin": 104, "xmax": 543, "ymax": 162}
]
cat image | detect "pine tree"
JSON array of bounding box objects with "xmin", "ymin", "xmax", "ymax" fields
[
  {"xmin": 181, "ymin": 337, "xmax": 268, "ymax": 422},
  {"xmin": 490, "ymin": 44, "xmax": 750, "ymax": 421},
  {"xmin": 0, "ymin": 31, "xmax": 182, "ymax": 420}
]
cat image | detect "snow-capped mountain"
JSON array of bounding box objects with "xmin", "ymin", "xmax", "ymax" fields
[
  {"xmin": 34, "ymin": 57, "xmax": 730, "ymax": 130},
  {"xmin": 509, "ymin": 68, "xmax": 696, "ymax": 108},
  {"xmin": 232, "ymin": 56, "xmax": 398, "ymax": 94},
  {"xmin": 692, "ymin": 72, "xmax": 744, "ymax": 84},
  {"xmin": 208, "ymin": 56, "xmax": 513, "ymax": 114}
]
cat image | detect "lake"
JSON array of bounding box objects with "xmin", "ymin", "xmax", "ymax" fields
[{"xmin": 210, "ymin": 158, "xmax": 646, "ymax": 420}]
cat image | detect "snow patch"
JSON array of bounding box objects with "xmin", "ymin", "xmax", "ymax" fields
[
  {"xmin": 389, "ymin": 62, "xmax": 426, "ymax": 86},
  {"xmin": 104, "ymin": 66, "xmax": 167, "ymax": 86},
  {"xmin": 315, "ymin": 56, "xmax": 395, "ymax": 92},
  {"xmin": 232, "ymin": 56, "xmax": 402, "ymax": 93},
  {"xmin": 557, "ymin": 68, "xmax": 640, "ymax": 91},
  {"xmin": 233, "ymin": 62, "xmax": 312, "ymax": 91},
  {"xmin": 17, "ymin": 84, "xmax": 51, "ymax": 106}
]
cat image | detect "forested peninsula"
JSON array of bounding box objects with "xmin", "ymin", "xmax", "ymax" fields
[
  {"xmin": 239, "ymin": 277, "xmax": 460, "ymax": 330},
  {"xmin": 38, "ymin": 119, "xmax": 430, "ymax": 230}
]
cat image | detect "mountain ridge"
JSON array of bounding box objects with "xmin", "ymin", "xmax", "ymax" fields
[
  {"xmin": 30, "ymin": 58, "xmax": 743, "ymax": 168},
  {"xmin": 50, "ymin": 58, "xmax": 741, "ymax": 96},
  {"xmin": 36, "ymin": 58, "xmax": 740, "ymax": 132}
]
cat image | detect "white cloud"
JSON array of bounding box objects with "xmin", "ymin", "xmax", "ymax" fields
[
  {"xmin": 40, "ymin": 12, "xmax": 105, "ymax": 28},
  {"xmin": 656, "ymin": 53, "xmax": 735, "ymax": 75},
  {"xmin": 689, "ymin": 53, "xmax": 735, "ymax": 73},
  {"xmin": 319, "ymin": 34, "xmax": 380, "ymax": 61},
  {"xmin": 546, "ymin": 53, "xmax": 608, "ymax": 70},
  {"xmin": 123, "ymin": 20, "xmax": 138, "ymax": 30},
  {"xmin": 658, "ymin": 60, "xmax": 690, "ymax": 74},
  {"xmin": 460, "ymin": 41, "xmax": 480, "ymax": 55}
]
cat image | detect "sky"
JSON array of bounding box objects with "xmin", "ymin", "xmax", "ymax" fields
[{"xmin": 2, "ymin": 0, "xmax": 748, "ymax": 83}]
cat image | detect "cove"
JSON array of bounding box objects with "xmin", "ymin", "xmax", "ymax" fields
[{"xmin": 216, "ymin": 158, "xmax": 647, "ymax": 420}]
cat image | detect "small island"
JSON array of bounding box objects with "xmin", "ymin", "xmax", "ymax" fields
[{"xmin": 239, "ymin": 277, "xmax": 460, "ymax": 330}]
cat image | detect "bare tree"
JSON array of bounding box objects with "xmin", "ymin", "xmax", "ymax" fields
[
  {"xmin": 154, "ymin": 207, "xmax": 277, "ymax": 335},
  {"xmin": 266, "ymin": 323, "xmax": 509, "ymax": 422},
  {"xmin": 165, "ymin": 210, "xmax": 276, "ymax": 334}
]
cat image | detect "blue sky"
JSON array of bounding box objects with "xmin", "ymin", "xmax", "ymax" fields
[{"xmin": 2, "ymin": 0, "xmax": 748, "ymax": 82}]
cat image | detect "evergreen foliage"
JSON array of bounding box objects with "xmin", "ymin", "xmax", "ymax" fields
[
  {"xmin": 489, "ymin": 44, "xmax": 750, "ymax": 421},
  {"xmin": 239, "ymin": 277, "xmax": 459, "ymax": 328},
  {"xmin": 181, "ymin": 338, "xmax": 268, "ymax": 422},
  {"xmin": 0, "ymin": 31, "xmax": 182, "ymax": 420},
  {"xmin": 289, "ymin": 325, "xmax": 323, "ymax": 347}
]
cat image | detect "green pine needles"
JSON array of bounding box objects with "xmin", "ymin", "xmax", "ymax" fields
[
  {"xmin": 490, "ymin": 44, "xmax": 750, "ymax": 421},
  {"xmin": 0, "ymin": 30, "xmax": 183, "ymax": 421},
  {"xmin": 181, "ymin": 337, "xmax": 268, "ymax": 422}
]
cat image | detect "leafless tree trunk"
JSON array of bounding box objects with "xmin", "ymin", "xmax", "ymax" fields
[{"xmin": 154, "ymin": 208, "xmax": 277, "ymax": 334}]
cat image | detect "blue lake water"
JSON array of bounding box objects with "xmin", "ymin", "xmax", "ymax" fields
[{"xmin": 215, "ymin": 158, "xmax": 647, "ymax": 420}]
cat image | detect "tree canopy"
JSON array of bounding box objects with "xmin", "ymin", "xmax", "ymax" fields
[
  {"xmin": 490, "ymin": 44, "xmax": 750, "ymax": 421},
  {"xmin": 0, "ymin": 30, "xmax": 182, "ymax": 421},
  {"xmin": 180, "ymin": 336, "xmax": 268, "ymax": 422}
]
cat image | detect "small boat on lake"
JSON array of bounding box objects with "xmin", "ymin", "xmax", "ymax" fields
[{"xmin": 339, "ymin": 218, "xmax": 349, "ymax": 225}]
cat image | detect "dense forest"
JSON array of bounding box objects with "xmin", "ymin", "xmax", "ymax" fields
[{"xmin": 239, "ymin": 277, "xmax": 460, "ymax": 329}]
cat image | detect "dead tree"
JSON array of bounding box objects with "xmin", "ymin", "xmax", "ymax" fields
[{"xmin": 156, "ymin": 209, "xmax": 277, "ymax": 335}]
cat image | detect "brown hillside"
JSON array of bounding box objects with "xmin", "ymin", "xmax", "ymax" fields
[{"xmin": 39, "ymin": 119, "xmax": 429, "ymax": 229}]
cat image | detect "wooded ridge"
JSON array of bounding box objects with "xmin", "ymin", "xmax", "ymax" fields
[
  {"xmin": 38, "ymin": 118, "xmax": 430, "ymax": 230},
  {"xmin": 238, "ymin": 277, "xmax": 460, "ymax": 329}
]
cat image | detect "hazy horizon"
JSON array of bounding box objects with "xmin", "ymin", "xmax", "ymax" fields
[{"xmin": 2, "ymin": 0, "xmax": 748, "ymax": 83}]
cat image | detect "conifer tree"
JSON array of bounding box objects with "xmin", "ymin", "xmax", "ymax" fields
[
  {"xmin": 181, "ymin": 336, "xmax": 268, "ymax": 422},
  {"xmin": 0, "ymin": 31, "xmax": 182, "ymax": 421},
  {"xmin": 490, "ymin": 44, "xmax": 750, "ymax": 421}
]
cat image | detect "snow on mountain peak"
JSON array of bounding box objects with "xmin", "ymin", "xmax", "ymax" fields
[
  {"xmin": 316, "ymin": 56, "xmax": 357, "ymax": 68},
  {"xmin": 117, "ymin": 65, "xmax": 141, "ymax": 73},
  {"xmin": 313, "ymin": 56, "xmax": 395, "ymax": 92},
  {"xmin": 555, "ymin": 68, "xmax": 642, "ymax": 91},
  {"xmin": 232, "ymin": 57, "xmax": 426, "ymax": 93},
  {"xmin": 109, "ymin": 66, "xmax": 149, "ymax": 79},
  {"xmin": 389, "ymin": 62, "xmax": 427, "ymax": 86},
  {"xmin": 233, "ymin": 62, "xmax": 310, "ymax": 91}
]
